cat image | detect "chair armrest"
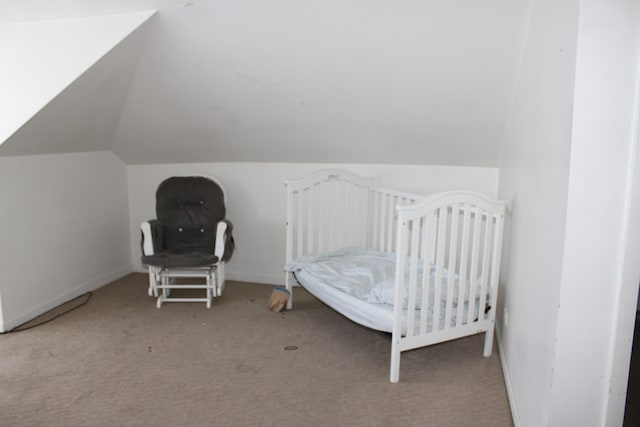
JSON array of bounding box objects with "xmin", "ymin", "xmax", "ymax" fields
[
  {"xmin": 214, "ymin": 219, "xmax": 235, "ymax": 262},
  {"xmin": 214, "ymin": 221, "xmax": 228, "ymax": 260},
  {"xmin": 141, "ymin": 220, "xmax": 163, "ymax": 255}
]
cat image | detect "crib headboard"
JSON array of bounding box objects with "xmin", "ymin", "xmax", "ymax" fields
[
  {"xmin": 285, "ymin": 169, "xmax": 424, "ymax": 263},
  {"xmin": 285, "ymin": 169, "xmax": 376, "ymax": 262}
]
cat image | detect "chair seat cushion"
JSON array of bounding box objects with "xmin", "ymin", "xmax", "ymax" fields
[{"xmin": 142, "ymin": 248, "xmax": 219, "ymax": 268}]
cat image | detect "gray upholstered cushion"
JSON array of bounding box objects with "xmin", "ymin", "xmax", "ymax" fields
[
  {"xmin": 156, "ymin": 176, "xmax": 225, "ymax": 253},
  {"xmin": 141, "ymin": 248, "xmax": 219, "ymax": 268}
]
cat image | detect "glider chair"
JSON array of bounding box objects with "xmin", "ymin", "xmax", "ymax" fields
[{"xmin": 140, "ymin": 175, "xmax": 235, "ymax": 308}]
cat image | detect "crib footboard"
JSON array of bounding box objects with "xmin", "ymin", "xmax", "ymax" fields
[{"xmin": 389, "ymin": 191, "xmax": 507, "ymax": 383}]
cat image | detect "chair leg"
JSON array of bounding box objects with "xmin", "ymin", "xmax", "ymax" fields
[
  {"xmin": 206, "ymin": 273, "xmax": 213, "ymax": 309},
  {"xmin": 148, "ymin": 266, "xmax": 161, "ymax": 297},
  {"xmin": 215, "ymin": 264, "xmax": 225, "ymax": 296},
  {"xmin": 148, "ymin": 270, "xmax": 154, "ymax": 296},
  {"xmin": 156, "ymin": 273, "xmax": 170, "ymax": 309},
  {"xmin": 152, "ymin": 266, "xmax": 219, "ymax": 308}
]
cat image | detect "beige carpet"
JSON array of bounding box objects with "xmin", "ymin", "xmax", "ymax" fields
[{"xmin": 0, "ymin": 274, "xmax": 513, "ymax": 426}]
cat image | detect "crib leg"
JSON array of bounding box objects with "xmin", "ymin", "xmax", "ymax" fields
[
  {"xmin": 390, "ymin": 341, "xmax": 401, "ymax": 383},
  {"xmin": 286, "ymin": 294, "xmax": 293, "ymax": 310},
  {"xmin": 285, "ymin": 274, "xmax": 293, "ymax": 310},
  {"xmin": 483, "ymin": 327, "xmax": 495, "ymax": 357}
]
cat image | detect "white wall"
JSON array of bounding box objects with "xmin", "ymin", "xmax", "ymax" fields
[
  {"xmin": 0, "ymin": 151, "xmax": 132, "ymax": 332},
  {"xmin": 499, "ymin": 0, "xmax": 640, "ymax": 425},
  {"xmin": 128, "ymin": 163, "xmax": 498, "ymax": 284},
  {"xmin": 497, "ymin": 0, "xmax": 579, "ymax": 425},
  {"xmin": 548, "ymin": 0, "xmax": 640, "ymax": 425}
]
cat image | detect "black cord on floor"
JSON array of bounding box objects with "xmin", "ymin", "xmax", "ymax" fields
[
  {"xmin": 2, "ymin": 292, "xmax": 93, "ymax": 334},
  {"xmin": 292, "ymin": 271, "xmax": 302, "ymax": 286}
]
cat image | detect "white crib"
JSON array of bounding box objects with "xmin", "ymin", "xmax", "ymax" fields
[{"xmin": 284, "ymin": 169, "xmax": 507, "ymax": 382}]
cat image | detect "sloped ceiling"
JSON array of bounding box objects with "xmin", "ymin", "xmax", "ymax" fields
[
  {"xmin": 0, "ymin": 11, "xmax": 155, "ymax": 151},
  {"xmin": 0, "ymin": 0, "xmax": 531, "ymax": 166},
  {"xmin": 0, "ymin": 14, "xmax": 154, "ymax": 155}
]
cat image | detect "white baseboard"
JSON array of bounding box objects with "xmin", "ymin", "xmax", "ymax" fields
[
  {"xmin": 0, "ymin": 265, "xmax": 133, "ymax": 333},
  {"xmin": 226, "ymin": 271, "xmax": 283, "ymax": 286},
  {"xmin": 496, "ymin": 327, "xmax": 521, "ymax": 427}
]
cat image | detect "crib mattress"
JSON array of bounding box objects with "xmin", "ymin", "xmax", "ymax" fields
[
  {"xmin": 286, "ymin": 248, "xmax": 479, "ymax": 334},
  {"xmin": 294, "ymin": 266, "xmax": 396, "ymax": 333}
]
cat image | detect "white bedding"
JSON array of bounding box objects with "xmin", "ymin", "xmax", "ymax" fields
[{"xmin": 285, "ymin": 247, "xmax": 480, "ymax": 334}]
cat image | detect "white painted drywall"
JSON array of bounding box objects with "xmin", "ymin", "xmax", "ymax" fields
[
  {"xmin": 499, "ymin": 0, "xmax": 640, "ymax": 425},
  {"xmin": 106, "ymin": 0, "xmax": 530, "ymax": 166},
  {"xmin": 0, "ymin": 10, "xmax": 155, "ymax": 145},
  {"xmin": 0, "ymin": 151, "xmax": 132, "ymax": 332},
  {"xmin": 548, "ymin": 1, "xmax": 640, "ymax": 425},
  {"xmin": 128, "ymin": 163, "xmax": 498, "ymax": 284},
  {"xmin": 497, "ymin": 0, "xmax": 579, "ymax": 425}
]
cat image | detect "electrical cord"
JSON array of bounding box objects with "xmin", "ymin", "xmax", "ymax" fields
[{"xmin": 2, "ymin": 292, "xmax": 93, "ymax": 334}]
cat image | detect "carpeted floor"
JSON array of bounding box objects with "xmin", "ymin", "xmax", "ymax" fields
[{"xmin": 0, "ymin": 273, "xmax": 513, "ymax": 426}]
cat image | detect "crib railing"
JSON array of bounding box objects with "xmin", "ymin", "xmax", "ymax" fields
[
  {"xmin": 369, "ymin": 188, "xmax": 423, "ymax": 253},
  {"xmin": 390, "ymin": 191, "xmax": 506, "ymax": 382}
]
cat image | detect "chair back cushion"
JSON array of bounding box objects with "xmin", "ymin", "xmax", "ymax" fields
[{"xmin": 156, "ymin": 176, "xmax": 225, "ymax": 254}]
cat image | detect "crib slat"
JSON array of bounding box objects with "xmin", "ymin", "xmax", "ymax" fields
[
  {"xmin": 406, "ymin": 217, "xmax": 421, "ymax": 337},
  {"xmin": 456, "ymin": 203, "xmax": 472, "ymax": 326},
  {"xmin": 371, "ymin": 191, "xmax": 382, "ymax": 249},
  {"xmin": 343, "ymin": 181, "xmax": 349, "ymax": 248},
  {"xmin": 335, "ymin": 180, "xmax": 342, "ymax": 249},
  {"xmin": 307, "ymin": 186, "xmax": 315, "ymax": 253},
  {"xmin": 488, "ymin": 213, "xmax": 505, "ymax": 320},
  {"xmin": 361, "ymin": 187, "xmax": 368, "ymax": 247},
  {"xmin": 286, "ymin": 189, "xmax": 294, "ymax": 263},
  {"xmin": 346, "ymin": 182, "xmax": 352, "ymax": 247},
  {"xmin": 379, "ymin": 193, "xmax": 387, "ymax": 251},
  {"xmin": 433, "ymin": 207, "xmax": 447, "ymax": 332},
  {"xmin": 362, "ymin": 187, "xmax": 370, "ymax": 247},
  {"xmin": 419, "ymin": 213, "xmax": 435, "ymax": 335},
  {"xmin": 391, "ymin": 215, "xmax": 411, "ymax": 382},
  {"xmin": 467, "ymin": 207, "xmax": 482, "ymax": 323},
  {"xmin": 387, "ymin": 195, "xmax": 395, "ymax": 252},
  {"xmin": 478, "ymin": 213, "xmax": 494, "ymax": 322},
  {"xmin": 296, "ymin": 190, "xmax": 304, "ymax": 259},
  {"xmin": 444, "ymin": 205, "xmax": 459, "ymax": 329},
  {"xmin": 370, "ymin": 191, "xmax": 377, "ymax": 248},
  {"xmin": 318, "ymin": 183, "xmax": 326, "ymax": 253},
  {"xmin": 342, "ymin": 180, "xmax": 349, "ymax": 248},
  {"xmin": 328, "ymin": 180, "xmax": 336, "ymax": 251},
  {"xmin": 336, "ymin": 180, "xmax": 343, "ymax": 249}
]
